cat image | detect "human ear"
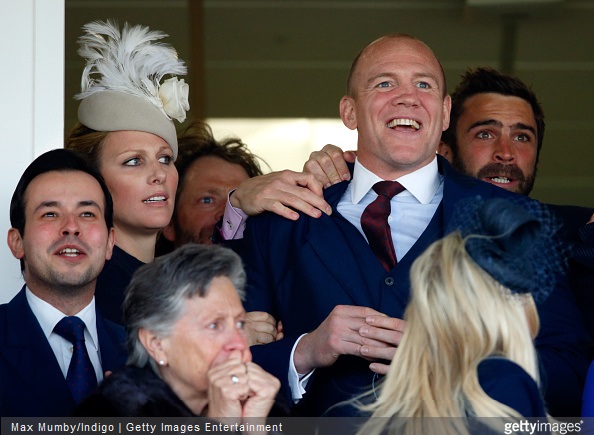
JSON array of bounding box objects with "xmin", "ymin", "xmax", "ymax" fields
[
  {"xmin": 442, "ymin": 95, "xmax": 452, "ymax": 131},
  {"xmin": 138, "ymin": 328, "xmax": 168, "ymax": 365},
  {"xmin": 339, "ymin": 96, "xmax": 357, "ymax": 130},
  {"xmin": 7, "ymin": 228, "xmax": 24, "ymax": 260}
]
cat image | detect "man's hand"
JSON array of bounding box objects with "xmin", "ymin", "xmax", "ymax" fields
[
  {"xmin": 293, "ymin": 305, "xmax": 388, "ymax": 374},
  {"xmin": 230, "ymin": 170, "xmax": 331, "ymax": 220},
  {"xmin": 303, "ymin": 144, "xmax": 357, "ymax": 188},
  {"xmin": 359, "ymin": 315, "xmax": 406, "ymax": 374},
  {"xmin": 245, "ymin": 311, "xmax": 283, "ymax": 346}
]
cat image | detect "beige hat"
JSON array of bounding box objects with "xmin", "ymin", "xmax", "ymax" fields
[
  {"xmin": 78, "ymin": 91, "xmax": 180, "ymax": 159},
  {"xmin": 75, "ymin": 20, "xmax": 189, "ymax": 160}
]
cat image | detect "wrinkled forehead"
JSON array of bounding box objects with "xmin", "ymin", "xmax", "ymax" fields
[{"xmin": 354, "ymin": 36, "xmax": 446, "ymax": 91}]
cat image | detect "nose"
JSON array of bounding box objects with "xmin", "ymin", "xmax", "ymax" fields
[
  {"xmin": 148, "ymin": 160, "xmax": 167, "ymax": 185},
  {"xmin": 61, "ymin": 214, "xmax": 81, "ymax": 237},
  {"xmin": 392, "ymin": 82, "xmax": 419, "ymax": 107},
  {"xmin": 493, "ymin": 137, "xmax": 515, "ymax": 163},
  {"xmin": 224, "ymin": 326, "xmax": 248, "ymax": 353}
]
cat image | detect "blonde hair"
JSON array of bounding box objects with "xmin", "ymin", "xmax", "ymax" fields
[{"xmin": 358, "ymin": 231, "xmax": 541, "ymax": 435}]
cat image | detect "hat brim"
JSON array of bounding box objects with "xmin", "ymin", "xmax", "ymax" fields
[{"xmin": 78, "ymin": 90, "xmax": 178, "ymax": 159}]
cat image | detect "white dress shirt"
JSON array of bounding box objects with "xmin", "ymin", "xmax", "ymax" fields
[
  {"xmin": 26, "ymin": 288, "xmax": 104, "ymax": 383},
  {"xmin": 290, "ymin": 156, "xmax": 444, "ymax": 401},
  {"xmin": 337, "ymin": 156, "xmax": 443, "ymax": 260}
]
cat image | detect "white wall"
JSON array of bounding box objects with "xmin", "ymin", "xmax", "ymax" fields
[
  {"xmin": 208, "ymin": 118, "xmax": 357, "ymax": 173},
  {"xmin": 0, "ymin": 0, "xmax": 65, "ymax": 303}
]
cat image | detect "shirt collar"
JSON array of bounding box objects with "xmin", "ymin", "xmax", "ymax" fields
[
  {"xmin": 350, "ymin": 156, "xmax": 440, "ymax": 204},
  {"xmin": 26, "ymin": 287, "xmax": 99, "ymax": 350}
]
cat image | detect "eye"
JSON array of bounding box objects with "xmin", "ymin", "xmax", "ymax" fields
[
  {"xmin": 515, "ymin": 133, "xmax": 531, "ymax": 142},
  {"xmin": 236, "ymin": 320, "xmax": 246, "ymax": 330},
  {"xmin": 80, "ymin": 211, "xmax": 96, "ymax": 218},
  {"xmin": 477, "ymin": 131, "xmax": 493, "ymax": 140},
  {"xmin": 208, "ymin": 322, "xmax": 219, "ymax": 330},
  {"xmin": 159, "ymin": 155, "xmax": 173, "ymax": 164},
  {"xmin": 124, "ymin": 157, "xmax": 141, "ymax": 166},
  {"xmin": 42, "ymin": 212, "xmax": 58, "ymax": 218},
  {"xmin": 416, "ymin": 81, "xmax": 430, "ymax": 89},
  {"xmin": 376, "ymin": 81, "xmax": 392, "ymax": 89},
  {"xmin": 199, "ymin": 196, "xmax": 215, "ymax": 205}
]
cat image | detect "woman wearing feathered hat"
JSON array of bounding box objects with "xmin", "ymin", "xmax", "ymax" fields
[{"xmin": 66, "ymin": 20, "xmax": 188, "ymax": 324}]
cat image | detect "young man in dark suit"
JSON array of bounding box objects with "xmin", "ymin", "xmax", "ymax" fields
[{"xmin": 0, "ymin": 149, "xmax": 127, "ymax": 416}]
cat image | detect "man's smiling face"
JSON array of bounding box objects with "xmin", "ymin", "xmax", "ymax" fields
[{"xmin": 340, "ymin": 36, "xmax": 451, "ymax": 180}]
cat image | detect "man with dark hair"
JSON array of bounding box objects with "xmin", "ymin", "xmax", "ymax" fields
[
  {"xmin": 0, "ymin": 149, "xmax": 127, "ymax": 416},
  {"xmin": 439, "ymin": 67, "xmax": 544, "ymax": 196},
  {"xmin": 240, "ymin": 35, "xmax": 589, "ymax": 417},
  {"xmin": 158, "ymin": 121, "xmax": 265, "ymax": 251}
]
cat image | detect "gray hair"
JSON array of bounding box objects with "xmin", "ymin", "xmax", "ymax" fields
[{"xmin": 124, "ymin": 243, "xmax": 246, "ymax": 368}]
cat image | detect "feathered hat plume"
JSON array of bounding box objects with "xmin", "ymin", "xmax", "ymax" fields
[
  {"xmin": 75, "ymin": 20, "xmax": 190, "ymax": 158},
  {"xmin": 75, "ymin": 19, "xmax": 187, "ymax": 120}
]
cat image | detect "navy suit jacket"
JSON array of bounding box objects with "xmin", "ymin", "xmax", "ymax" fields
[
  {"xmin": 548, "ymin": 204, "xmax": 594, "ymax": 343},
  {"xmin": 0, "ymin": 287, "xmax": 128, "ymax": 417},
  {"xmin": 241, "ymin": 157, "xmax": 589, "ymax": 416}
]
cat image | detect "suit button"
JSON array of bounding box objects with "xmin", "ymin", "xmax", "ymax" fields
[{"xmin": 384, "ymin": 277, "xmax": 394, "ymax": 286}]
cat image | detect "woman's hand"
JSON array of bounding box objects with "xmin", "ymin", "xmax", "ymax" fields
[
  {"xmin": 206, "ymin": 351, "xmax": 280, "ymax": 420},
  {"xmin": 206, "ymin": 352, "xmax": 250, "ymax": 419},
  {"xmin": 241, "ymin": 362, "xmax": 280, "ymax": 418}
]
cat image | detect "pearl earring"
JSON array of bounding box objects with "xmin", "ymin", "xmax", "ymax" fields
[{"xmin": 158, "ymin": 360, "xmax": 165, "ymax": 366}]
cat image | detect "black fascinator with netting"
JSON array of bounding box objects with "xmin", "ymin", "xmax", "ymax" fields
[{"xmin": 448, "ymin": 197, "xmax": 568, "ymax": 304}]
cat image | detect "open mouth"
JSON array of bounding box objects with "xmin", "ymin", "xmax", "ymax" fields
[
  {"xmin": 143, "ymin": 196, "xmax": 166, "ymax": 203},
  {"xmin": 386, "ymin": 118, "xmax": 421, "ymax": 130},
  {"xmin": 489, "ymin": 176, "xmax": 513, "ymax": 184},
  {"xmin": 58, "ymin": 247, "xmax": 82, "ymax": 257}
]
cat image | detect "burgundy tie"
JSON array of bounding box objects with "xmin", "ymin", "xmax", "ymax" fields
[{"xmin": 361, "ymin": 181, "xmax": 405, "ymax": 271}]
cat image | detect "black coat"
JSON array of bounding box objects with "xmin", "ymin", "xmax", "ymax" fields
[{"xmin": 75, "ymin": 365, "xmax": 194, "ymax": 417}]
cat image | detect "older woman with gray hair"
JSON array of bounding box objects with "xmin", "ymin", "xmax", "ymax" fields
[{"xmin": 76, "ymin": 243, "xmax": 280, "ymax": 418}]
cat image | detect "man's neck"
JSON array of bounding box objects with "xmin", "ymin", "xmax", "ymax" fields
[
  {"xmin": 26, "ymin": 280, "xmax": 95, "ymax": 316},
  {"xmin": 356, "ymin": 154, "xmax": 436, "ymax": 181}
]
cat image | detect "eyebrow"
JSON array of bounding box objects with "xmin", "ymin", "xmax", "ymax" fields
[
  {"xmin": 467, "ymin": 119, "xmax": 536, "ymax": 136},
  {"xmin": 33, "ymin": 200, "xmax": 103, "ymax": 213}
]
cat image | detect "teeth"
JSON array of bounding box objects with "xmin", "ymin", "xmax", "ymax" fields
[
  {"xmin": 144, "ymin": 196, "xmax": 166, "ymax": 203},
  {"xmin": 387, "ymin": 118, "xmax": 420, "ymax": 130},
  {"xmin": 59, "ymin": 248, "xmax": 80, "ymax": 256},
  {"xmin": 490, "ymin": 177, "xmax": 511, "ymax": 184}
]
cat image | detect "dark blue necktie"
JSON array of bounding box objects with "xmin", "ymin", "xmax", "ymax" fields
[
  {"xmin": 361, "ymin": 181, "xmax": 405, "ymax": 271},
  {"xmin": 53, "ymin": 316, "xmax": 98, "ymax": 403}
]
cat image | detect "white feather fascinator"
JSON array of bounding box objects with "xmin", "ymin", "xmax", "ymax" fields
[{"xmin": 75, "ymin": 20, "xmax": 190, "ymax": 158}]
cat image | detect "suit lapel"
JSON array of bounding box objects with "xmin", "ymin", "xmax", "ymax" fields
[
  {"xmin": 307, "ymin": 213, "xmax": 383, "ymax": 308},
  {"xmin": 306, "ymin": 180, "xmax": 381, "ymax": 308},
  {"xmin": 2, "ymin": 288, "xmax": 74, "ymax": 408},
  {"xmin": 96, "ymin": 313, "xmax": 127, "ymax": 373}
]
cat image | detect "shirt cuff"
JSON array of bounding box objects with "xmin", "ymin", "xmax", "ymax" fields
[
  {"xmin": 221, "ymin": 190, "xmax": 249, "ymax": 240},
  {"xmin": 288, "ymin": 333, "xmax": 315, "ymax": 403}
]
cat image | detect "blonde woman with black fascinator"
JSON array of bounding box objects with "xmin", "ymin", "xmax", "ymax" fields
[{"xmin": 357, "ymin": 198, "xmax": 564, "ymax": 435}]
